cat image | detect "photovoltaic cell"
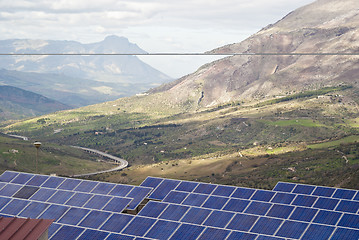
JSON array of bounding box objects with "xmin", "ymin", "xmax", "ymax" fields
[
  {"xmin": 159, "ymin": 204, "xmax": 190, "ymax": 221},
  {"xmin": 103, "ymin": 197, "xmax": 132, "ymax": 212},
  {"xmin": 29, "ymin": 188, "xmax": 56, "ymax": 201},
  {"xmin": 292, "ymin": 184, "xmax": 315, "ymax": 195},
  {"xmin": 332, "ymin": 188, "xmax": 356, "ymax": 200},
  {"xmin": 223, "ymin": 198, "xmax": 250, "ymax": 213},
  {"xmin": 42, "ymin": 176, "xmax": 65, "ymax": 188},
  {"xmin": 313, "ymin": 197, "xmax": 339, "ymax": 210},
  {"xmin": 144, "ymin": 219, "xmax": 180, "ymax": 240},
  {"xmin": 18, "ymin": 201, "xmax": 50, "ymax": 218},
  {"xmin": 244, "ymin": 201, "xmax": 272, "ymax": 215},
  {"xmin": 11, "ymin": 173, "xmax": 33, "ymax": 184},
  {"xmin": 289, "ymin": 207, "xmax": 318, "ymax": 222},
  {"xmin": 77, "ymin": 229, "xmax": 109, "ymax": 240},
  {"xmin": 301, "ymin": 224, "xmax": 335, "ymax": 240},
  {"xmin": 257, "ymin": 236, "xmax": 285, "ymax": 240},
  {"xmin": 48, "ymin": 223, "xmax": 62, "ymax": 238},
  {"xmin": 58, "ymin": 178, "xmax": 81, "ymax": 191},
  {"xmin": 226, "ymin": 231, "xmax": 257, "ymax": 240},
  {"xmin": 47, "ymin": 190, "xmax": 74, "ymax": 204},
  {"xmin": 100, "ymin": 213, "xmax": 134, "ymax": 233},
  {"xmin": 109, "ymin": 184, "xmax": 133, "ymax": 197},
  {"xmin": 331, "ymin": 228, "xmax": 359, "ymax": 240},
  {"xmin": 291, "ymin": 195, "xmax": 317, "ymax": 207},
  {"xmin": 0, "ymin": 171, "xmax": 19, "ymax": 182},
  {"xmin": 193, "ymin": 183, "xmax": 216, "ymax": 194},
  {"xmin": 65, "ymin": 192, "xmax": 92, "ymax": 207},
  {"xmin": 91, "ymin": 182, "xmax": 116, "ymax": 195},
  {"xmin": 231, "ymin": 187, "xmax": 255, "ymax": 199},
  {"xmin": 1, "ymin": 198, "xmax": 30, "ymax": 215},
  {"xmin": 180, "ymin": 207, "xmax": 212, "ymax": 224},
  {"xmin": 312, "ymin": 186, "xmax": 335, "ymax": 197},
  {"xmin": 212, "ymin": 185, "xmax": 235, "ymax": 197},
  {"xmin": 175, "ymin": 181, "xmax": 198, "ymax": 192},
  {"xmin": 312, "ymin": 209, "xmax": 342, "ymax": 225},
  {"xmin": 84, "ymin": 195, "xmax": 112, "ymax": 210},
  {"xmin": 148, "ymin": 179, "xmax": 180, "ymax": 200},
  {"xmin": 181, "ymin": 193, "xmax": 208, "ymax": 207},
  {"xmin": 354, "ymin": 192, "xmax": 359, "ymax": 201},
  {"xmin": 0, "ymin": 184, "xmax": 22, "ymax": 197},
  {"xmin": 126, "ymin": 187, "xmax": 152, "ymax": 210},
  {"xmin": 271, "ymin": 192, "xmax": 295, "ymax": 204},
  {"xmin": 266, "ymin": 204, "xmax": 294, "ymax": 219},
  {"xmin": 122, "ymin": 216, "xmax": 156, "ymax": 236},
  {"xmin": 250, "ymin": 217, "xmax": 282, "ymax": 235},
  {"xmin": 275, "ymin": 220, "xmax": 308, "ymax": 239},
  {"xmin": 12, "ymin": 186, "xmax": 39, "ymax": 199},
  {"xmin": 201, "ymin": 196, "xmax": 229, "ymax": 210},
  {"xmin": 335, "ymin": 199, "xmax": 359, "ymax": 213},
  {"xmin": 138, "ymin": 201, "xmax": 168, "ymax": 218},
  {"xmin": 106, "ymin": 233, "xmax": 135, "ymax": 240},
  {"xmin": 197, "ymin": 227, "xmax": 230, "ymax": 240},
  {"xmin": 0, "ymin": 196, "xmax": 12, "ymax": 211},
  {"xmin": 226, "ymin": 213, "xmax": 258, "ymax": 231},
  {"xmin": 337, "ymin": 213, "xmax": 359, "ymax": 229},
  {"xmin": 272, "ymin": 182, "xmax": 296, "ymax": 192},
  {"xmin": 58, "ymin": 207, "xmax": 90, "ymax": 225},
  {"xmin": 251, "ymin": 190, "xmax": 275, "ymax": 202},
  {"xmin": 73, "ymin": 180, "xmax": 98, "ymax": 192},
  {"xmin": 51, "ymin": 225, "xmax": 84, "ymax": 240},
  {"xmin": 203, "ymin": 210, "xmax": 235, "ymax": 228},
  {"xmin": 163, "ymin": 190, "xmax": 188, "ymax": 204},
  {"xmin": 38, "ymin": 204, "xmax": 69, "ymax": 220},
  {"xmin": 140, "ymin": 177, "xmax": 163, "ymax": 189},
  {"xmin": 25, "ymin": 175, "xmax": 49, "ymax": 186},
  {"xmin": 79, "ymin": 210, "xmax": 111, "ymax": 228},
  {"xmin": 169, "ymin": 223, "xmax": 205, "ymax": 240}
]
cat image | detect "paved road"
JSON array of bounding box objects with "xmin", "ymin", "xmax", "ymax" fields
[{"xmin": 70, "ymin": 146, "xmax": 128, "ymax": 177}]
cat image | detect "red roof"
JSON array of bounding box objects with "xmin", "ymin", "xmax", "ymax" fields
[{"xmin": 0, "ymin": 217, "xmax": 54, "ymax": 240}]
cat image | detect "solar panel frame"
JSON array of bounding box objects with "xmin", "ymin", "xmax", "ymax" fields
[{"xmin": 105, "ymin": 233, "xmax": 135, "ymax": 240}]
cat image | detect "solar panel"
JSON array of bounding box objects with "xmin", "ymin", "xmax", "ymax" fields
[
  {"xmin": 1, "ymin": 198, "xmax": 30, "ymax": 215},
  {"xmin": 148, "ymin": 179, "xmax": 180, "ymax": 200},
  {"xmin": 181, "ymin": 193, "xmax": 208, "ymax": 207},
  {"xmin": 244, "ymin": 201, "xmax": 272, "ymax": 215},
  {"xmin": 11, "ymin": 173, "xmax": 34, "ymax": 184},
  {"xmin": 337, "ymin": 213, "xmax": 359, "ymax": 229},
  {"xmin": 292, "ymin": 184, "xmax": 315, "ymax": 195},
  {"xmin": 122, "ymin": 216, "xmax": 156, "ymax": 236},
  {"xmin": 226, "ymin": 213, "xmax": 258, "ymax": 231},
  {"xmin": 175, "ymin": 181, "xmax": 198, "ymax": 192},
  {"xmin": 51, "ymin": 225, "xmax": 85, "ymax": 240},
  {"xmin": 312, "ymin": 209, "xmax": 342, "ymax": 225},
  {"xmin": 83, "ymin": 195, "xmax": 112, "ymax": 210},
  {"xmin": 0, "ymin": 196, "xmax": 11, "ymax": 211},
  {"xmin": 126, "ymin": 186, "xmax": 152, "ymax": 210},
  {"xmin": 144, "ymin": 219, "xmax": 180, "ymax": 240},
  {"xmin": 226, "ymin": 231, "xmax": 257, "ymax": 240},
  {"xmin": 58, "ymin": 207, "xmax": 90, "ymax": 225},
  {"xmin": 335, "ymin": 199, "xmax": 359, "ymax": 213},
  {"xmin": 222, "ymin": 198, "xmax": 250, "ymax": 212},
  {"xmin": 159, "ymin": 204, "xmax": 190, "ymax": 221},
  {"xmin": 91, "ymin": 182, "xmax": 116, "ymax": 195},
  {"xmin": 266, "ymin": 204, "xmax": 294, "ymax": 219},
  {"xmin": 312, "ymin": 186, "xmax": 336, "ymax": 197},
  {"xmin": 109, "ymin": 184, "xmax": 134, "ymax": 197},
  {"xmin": 197, "ymin": 227, "xmax": 230, "ymax": 240},
  {"xmin": 41, "ymin": 176, "xmax": 65, "ymax": 188},
  {"xmin": 0, "ymin": 183, "xmax": 22, "ymax": 196},
  {"xmin": 272, "ymin": 182, "xmax": 296, "ymax": 193},
  {"xmin": 291, "ymin": 194, "xmax": 317, "ymax": 207},
  {"xmin": 180, "ymin": 207, "xmax": 212, "ymax": 224},
  {"xmin": 289, "ymin": 206, "xmax": 318, "ymax": 222},
  {"xmin": 275, "ymin": 220, "xmax": 308, "ymax": 239},
  {"xmin": 231, "ymin": 187, "xmax": 255, "ymax": 199},
  {"xmin": 25, "ymin": 174, "xmax": 49, "ymax": 186},
  {"xmin": 48, "ymin": 223, "xmax": 62, "ymax": 238},
  {"xmin": 203, "ymin": 210, "xmax": 235, "ymax": 228},
  {"xmin": 332, "ymin": 188, "xmax": 356, "ymax": 200},
  {"xmin": 73, "ymin": 180, "xmax": 98, "ymax": 192},
  {"xmin": 162, "ymin": 190, "xmax": 188, "ymax": 204},
  {"xmin": 78, "ymin": 210, "xmax": 111, "ymax": 228},
  {"xmin": 12, "ymin": 185, "xmax": 39, "ymax": 199},
  {"xmin": 301, "ymin": 224, "xmax": 335, "ymax": 240},
  {"xmin": 193, "ymin": 183, "xmax": 217, "ymax": 195},
  {"xmin": 47, "ymin": 190, "xmax": 75, "ymax": 204},
  {"xmin": 313, "ymin": 197, "xmax": 339, "ymax": 210},
  {"xmin": 140, "ymin": 176, "xmax": 164, "ymax": 189},
  {"xmin": 251, "ymin": 190, "xmax": 275, "ymax": 202},
  {"xmin": 211, "ymin": 185, "xmax": 236, "ymax": 197},
  {"xmin": 100, "ymin": 213, "xmax": 134, "ymax": 233},
  {"xmin": 103, "ymin": 197, "xmax": 132, "ymax": 212},
  {"xmin": 64, "ymin": 192, "xmax": 92, "ymax": 207},
  {"xmin": 0, "ymin": 171, "xmax": 19, "ymax": 182},
  {"xmin": 30, "ymin": 188, "xmax": 56, "ymax": 201},
  {"xmin": 77, "ymin": 229, "xmax": 109, "ymax": 240},
  {"xmin": 250, "ymin": 217, "xmax": 283, "ymax": 235},
  {"xmin": 169, "ymin": 223, "xmax": 205, "ymax": 240},
  {"xmin": 106, "ymin": 233, "xmax": 135, "ymax": 240},
  {"xmin": 18, "ymin": 201, "xmax": 50, "ymax": 218},
  {"xmin": 201, "ymin": 195, "xmax": 229, "ymax": 210},
  {"xmin": 270, "ymin": 192, "xmax": 295, "ymax": 204},
  {"xmin": 38, "ymin": 204, "xmax": 69, "ymax": 220},
  {"xmin": 138, "ymin": 201, "xmax": 168, "ymax": 218},
  {"xmin": 58, "ymin": 178, "xmax": 81, "ymax": 191},
  {"xmin": 331, "ymin": 228, "xmax": 359, "ymax": 240}
]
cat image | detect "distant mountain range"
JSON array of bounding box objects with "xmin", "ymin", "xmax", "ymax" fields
[{"xmin": 0, "ymin": 35, "xmax": 172, "ymax": 107}]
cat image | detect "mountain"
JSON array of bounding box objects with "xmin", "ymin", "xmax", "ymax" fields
[
  {"xmin": 0, "ymin": 85, "xmax": 70, "ymax": 121},
  {"xmin": 0, "ymin": 35, "xmax": 172, "ymax": 106}
]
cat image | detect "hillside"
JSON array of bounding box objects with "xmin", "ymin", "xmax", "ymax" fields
[
  {"xmin": 2, "ymin": 0, "xmax": 359, "ymax": 187},
  {"xmin": 0, "ymin": 85, "xmax": 70, "ymax": 121}
]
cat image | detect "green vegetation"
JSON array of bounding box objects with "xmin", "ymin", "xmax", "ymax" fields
[{"xmin": 308, "ymin": 135, "xmax": 359, "ymax": 149}]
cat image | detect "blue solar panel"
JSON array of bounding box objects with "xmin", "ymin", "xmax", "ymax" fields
[
  {"xmin": 11, "ymin": 173, "xmax": 33, "ymax": 184},
  {"xmin": 335, "ymin": 199, "xmax": 359, "ymax": 213},
  {"xmin": 266, "ymin": 204, "xmax": 294, "ymax": 219},
  {"xmin": 256, "ymin": 236, "xmax": 285, "ymax": 240},
  {"xmin": 1, "ymin": 198, "xmax": 30, "ymax": 215},
  {"xmin": 331, "ymin": 228, "xmax": 359, "ymax": 240},
  {"xmin": 144, "ymin": 219, "xmax": 180, "ymax": 240},
  {"xmin": 13, "ymin": 185, "xmax": 39, "ymax": 199},
  {"xmin": 0, "ymin": 182, "xmax": 5, "ymax": 190},
  {"xmin": 122, "ymin": 216, "xmax": 156, "ymax": 236},
  {"xmin": 181, "ymin": 193, "xmax": 208, "ymax": 207},
  {"xmin": 73, "ymin": 180, "xmax": 98, "ymax": 192},
  {"xmin": 42, "ymin": 176, "xmax": 65, "ymax": 188},
  {"xmin": 163, "ymin": 190, "xmax": 188, "ymax": 204},
  {"xmin": 126, "ymin": 187, "xmax": 152, "ymax": 210},
  {"xmin": 0, "ymin": 183, "xmax": 22, "ymax": 197},
  {"xmin": 103, "ymin": 197, "xmax": 132, "ymax": 212},
  {"xmin": 202, "ymin": 196, "xmax": 229, "ymax": 210},
  {"xmin": 159, "ymin": 204, "xmax": 190, "ymax": 221},
  {"xmin": 226, "ymin": 213, "xmax": 258, "ymax": 231},
  {"xmin": 58, "ymin": 207, "xmax": 90, "ymax": 225},
  {"xmin": 231, "ymin": 187, "xmax": 255, "ymax": 199},
  {"xmin": 245, "ymin": 201, "xmax": 272, "ymax": 215},
  {"xmin": 65, "ymin": 192, "xmax": 92, "ymax": 207},
  {"xmin": 193, "ymin": 183, "xmax": 216, "ymax": 194},
  {"xmin": 51, "ymin": 225, "xmax": 84, "ymax": 240},
  {"xmin": 140, "ymin": 177, "xmax": 163, "ymax": 189},
  {"xmin": 226, "ymin": 231, "xmax": 257, "ymax": 240},
  {"xmin": 77, "ymin": 229, "xmax": 109, "ymax": 240},
  {"xmin": 312, "ymin": 209, "xmax": 342, "ymax": 225},
  {"xmin": 312, "ymin": 186, "xmax": 335, "ymax": 197},
  {"xmin": 79, "ymin": 210, "xmax": 111, "ymax": 228},
  {"xmin": 25, "ymin": 175, "xmax": 49, "ymax": 186},
  {"xmin": 91, "ymin": 182, "xmax": 116, "ymax": 195},
  {"xmin": 180, "ymin": 207, "xmax": 212, "ymax": 224},
  {"xmin": 203, "ymin": 210, "xmax": 235, "ymax": 228},
  {"xmin": 106, "ymin": 233, "xmax": 135, "ymax": 240},
  {"xmin": 273, "ymin": 182, "xmax": 296, "ymax": 192},
  {"xmin": 197, "ymin": 227, "xmax": 230, "ymax": 240},
  {"xmin": 212, "ymin": 185, "xmax": 236, "ymax": 197},
  {"xmin": 148, "ymin": 179, "xmax": 180, "ymax": 200},
  {"xmin": 223, "ymin": 198, "xmax": 250, "ymax": 212},
  {"xmin": 289, "ymin": 206, "xmax": 317, "ymax": 222},
  {"xmin": 337, "ymin": 213, "xmax": 359, "ymax": 229},
  {"xmin": 354, "ymin": 192, "xmax": 359, "ymax": 201},
  {"xmin": 0, "ymin": 171, "xmax": 19, "ymax": 182},
  {"xmin": 100, "ymin": 213, "xmax": 134, "ymax": 233},
  {"xmin": 292, "ymin": 184, "xmax": 315, "ymax": 195},
  {"xmin": 175, "ymin": 181, "xmax": 198, "ymax": 192},
  {"xmin": 0, "ymin": 196, "xmax": 12, "ymax": 211},
  {"xmin": 29, "ymin": 188, "xmax": 56, "ymax": 201},
  {"xmin": 250, "ymin": 217, "xmax": 283, "ymax": 235},
  {"xmin": 169, "ymin": 223, "xmax": 205, "ymax": 240},
  {"xmin": 301, "ymin": 224, "xmax": 335, "ymax": 240},
  {"xmin": 333, "ymin": 188, "xmax": 356, "ymax": 200},
  {"xmin": 47, "ymin": 190, "xmax": 74, "ymax": 204},
  {"xmin": 275, "ymin": 220, "xmax": 308, "ymax": 239},
  {"xmin": 109, "ymin": 184, "xmax": 134, "ymax": 197},
  {"xmin": 313, "ymin": 197, "xmax": 339, "ymax": 210},
  {"xmin": 48, "ymin": 223, "xmax": 62, "ymax": 238},
  {"xmin": 251, "ymin": 190, "xmax": 275, "ymax": 202},
  {"xmin": 84, "ymin": 195, "xmax": 112, "ymax": 210},
  {"xmin": 39, "ymin": 204, "xmax": 69, "ymax": 221},
  {"xmin": 58, "ymin": 178, "xmax": 81, "ymax": 190},
  {"xmin": 18, "ymin": 201, "xmax": 50, "ymax": 218},
  {"xmin": 291, "ymin": 195, "xmax": 317, "ymax": 207},
  {"xmin": 271, "ymin": 192, "xmax": 295, "ymax": 204},
  {"xmin": 138, "ymin": 201, "xmax": 168, "ymax": 218}
]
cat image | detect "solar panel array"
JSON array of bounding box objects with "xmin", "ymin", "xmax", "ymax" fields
[{"xmin": 0, "ymin": 171, "xmax": 358, "ymax": 240}]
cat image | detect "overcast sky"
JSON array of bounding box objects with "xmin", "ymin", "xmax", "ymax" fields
[{"xmin": 0, "ymin": 0, "xmax": 316, "ymax": 78}]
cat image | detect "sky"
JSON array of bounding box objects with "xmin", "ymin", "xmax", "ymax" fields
[{"xmin": 0, "ymin": 0, "xmax": 316, "ymax": 78}]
